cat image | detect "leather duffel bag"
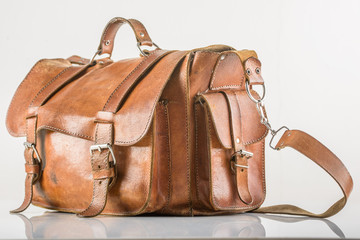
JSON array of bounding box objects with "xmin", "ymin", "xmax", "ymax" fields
[{"xmin": 7, "ymin": 17, "xmax": 353, "ymax": 217}]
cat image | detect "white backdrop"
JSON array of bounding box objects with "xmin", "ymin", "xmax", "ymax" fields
[{"xmin": 0, "ymin": 0, "xmax": 359, "ymax": 231}]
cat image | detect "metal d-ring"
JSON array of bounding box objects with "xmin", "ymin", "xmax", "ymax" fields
[
  {"xmin": 245, "ymin": 80, "xmax": 265, "ymax": 103},
  {"xmin": 137, "ymin": 42, "xmax": 160, "ymax": 56}
]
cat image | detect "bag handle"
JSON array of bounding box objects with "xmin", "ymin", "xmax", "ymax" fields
[
  {"xmin": 253, "ymin": 129, "xmax": 353, "ymax": 218},
  {"xmin": 95, "ymin": 17, "xmax": 158, "ymax": 58}
]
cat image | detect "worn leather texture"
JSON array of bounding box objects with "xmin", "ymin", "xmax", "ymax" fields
[{"xmin": 7, "ymin": 17, "xmax": 353, "ymax": 217}]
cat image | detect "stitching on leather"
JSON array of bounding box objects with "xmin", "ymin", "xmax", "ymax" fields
[
  {"xmin": 184, "ymin": 56, "xmax": 192, "ymax": 215},
  {"xmin": 38, "ymin": 126, "xmax": 93, "ymax": 140},
  {"xmin": 161, "ymin": 103, "xmax": 172, "ymax": 212},
  {"xmin": 207, "ymin": 108, "xmax": 264, "ymax": 211},
  {"xmin": 194, "ymin": 103, "xmax": 201, "ymax": 203},
  {"xmin": 30, "ymin": 66, "xmax": 72, "ymax": 107},
  {"xmin": 102, "ymin": 18, "xmax": 124, "ymax": 47},
  {"xmin": 80, "ymin": 123, "xmax": 100, "ymax": 215},
  {"xmin": 6, "ymin": 59, "xmax": 46, "ymax": 136},
  {"xmin": 209, "ymin": 52, "xmax": 243, "ymax": 90},
  {"xmin": 103, "ymin": 51, "xmax": 157, "ymax": 111}
]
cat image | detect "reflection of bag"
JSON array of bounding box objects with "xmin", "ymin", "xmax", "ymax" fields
[{"xmin": 7, "ymin": 17, "xmax": 353, "ymax": 217}]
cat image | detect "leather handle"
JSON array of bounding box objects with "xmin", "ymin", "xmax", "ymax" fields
[
  {"xmin": 254, "ymin": 129, "xmax": 353, "ymax": 218},
  {"xmin": 98, "ymin": 17, "xmax": 154, "ymax": 56}
]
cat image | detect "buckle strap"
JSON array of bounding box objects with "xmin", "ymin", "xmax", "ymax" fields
[
  {"xmin": 11, "ymin": 143, "xmax": 41, "ymax": 213},
  {"xmin": 77, "ymin": 114, "xmax": 116, "ymax": 217},
  {"xmin": 222, "ymin": 90, "xmax": 253, "ymax": 205}
]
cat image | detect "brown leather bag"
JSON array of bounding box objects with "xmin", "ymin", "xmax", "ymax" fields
[{"xmin": 7, "ymin": 17, "xmax": 353, "ymax": 217}]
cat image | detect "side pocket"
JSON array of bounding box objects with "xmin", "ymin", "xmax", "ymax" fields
[{"xmin": 194, "ymin": 91, "xmax": 267, "ymax": 213}]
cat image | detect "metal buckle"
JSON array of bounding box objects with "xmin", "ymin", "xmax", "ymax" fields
[
  {"xmin": 23, "ymin": 142, "xmax": 41, "ymax": 164},
  {"xmin": 231, "ymin": 150, "xmax": 253, "ymax": 172},
  {"xmin": 245, "ymin": 80, "xmax": 266, "ymax": 103},
  {"xmin": 89, "ymin": 143, "xmax": 117, "ymax": 165}
]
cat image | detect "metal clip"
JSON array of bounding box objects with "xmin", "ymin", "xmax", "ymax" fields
[
  {"xmin": 269, "ymin": 126, "xmax": 289, "ymax": 150},
  {"xmin": 89, "ymin": 143, "xmax": 117, "ymax": 165}
]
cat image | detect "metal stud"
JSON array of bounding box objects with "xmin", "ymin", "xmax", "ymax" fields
[
  {"xmin": 140, "ymin": 32, "xmax": 145, "ymax": 37},
  {"xmin": 105, "ymin": 40, "xmax": 111, "ymax": 46},
  {"xmin": 246, "ymin": 69, "xmax": 251, "ymax": 75},
  {"xmin": 255, "ymin": 68, "xmax": 260, "ymax": 74},
  {"xmin": 220, "ymin": 55, "xmax": 226, "ymax": 61},
  {"xmin": 236, "ymin": 138, "xmax": 240, "ymax": 144}
]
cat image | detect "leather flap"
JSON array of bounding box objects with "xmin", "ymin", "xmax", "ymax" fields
[
  {"xmin": 33, "ymin": 51, "xmax": 187, "ymax": 146},
  {"xmin": 6, "ymin": 59, "xmax": 72, "ymax": 137},
  {"xmin": 198, "ymin": 91, "xmax": 267, "ymax": 148}
]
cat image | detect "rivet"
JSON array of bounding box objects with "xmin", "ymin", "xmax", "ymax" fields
[
  {"xmin": 98, "ymin": 61, "xmax": 104, "ymax": 64},
  {"xmin": 280, "ymin": 142, "xmax": 284, "ymax": 146},
  {"xmin": 288, "ymin": 133, "xmax": 291, "ymax": 137},
  {"xmin": 236, "ymin": 138, "xmax": 240, "ymax": 144},
  {"xmin": 220, "ymin": 55, "xmax": 226, "ymax": 60},
  {"xmin": 139, "ymin": 32, "xmax": 144, "ymax": 37},
  {"xmin": 255, "ymin": 68, "xmax": 260, "ymax": 74},
  {"xmin": 105, "ymin": 40, "xmax": 111, "ymax": 46},
  {"xmin": 246, "ymin": 69, "xmax": 251, "ymax": 75}
]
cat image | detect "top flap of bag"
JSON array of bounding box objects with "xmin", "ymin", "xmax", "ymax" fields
[
  {"xmin": 6, "ymin": 59, "xmax": 72, "ymax": 137},
  {"xmin": 33, "ymin": 51, "xmax": 188, "ymax": 146},
  {"xmin": 198, "ymin": 90, "xmax": 268, "ymax": 148}
]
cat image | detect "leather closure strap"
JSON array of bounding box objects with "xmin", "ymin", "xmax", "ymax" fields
[
  {"xmin": 98, "ymin": 17, "xmax": 154, "ymax": 56},
  {"xmin": 77, "ymin": 111, "xmax": 115, "ymax": 217},
  {"xmin": 254, "ymin": 129, "xmax": 353, "ymax": 217},
  {"xmin": 11, "ymin": 111, "xmax": 40, "ymax": 213},
  {"xmin": 222, "ymin": 90, "xmax": 253, "ymax": 205},
  {"xmin": 103, "ymin": 49, "xmax": 171, "ymax": 112},
  {"xmin": 79, "ymin": 50, "xmax": 183, "ymax": 217}
]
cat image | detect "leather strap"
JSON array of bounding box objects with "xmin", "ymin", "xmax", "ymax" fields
[
  {"xmin": 103, "ymin": 49, "xmax": 172, "ymax": 112},
  {"xmin": 222, "ymin": 90, "xmax": 252, "ymax": 205},
  {"xmin": 98, "ymin": 17, "xmax": 154, "ymax": 56},
  {"xmin": 77, "ymin": 112, "xmax": 115, "ymax": 217},
  {"xmin": 254, "ymin": 129, "xmax": 353, "ymax": 218},
  {"xmin": 11, "ymin": 64, "xmax": 91, "ymax": 214},
  {"xmin": 78, "ymin": 50, "xmax": 173, "ymax": 217},
  {"xmin": 11, "ymin": 110, "xmax": 40, "ymax": 213}
]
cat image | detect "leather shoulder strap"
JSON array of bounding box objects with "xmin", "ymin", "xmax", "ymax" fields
[{"xmin": 254, "ymin": 129, "xmax": 353, "ymax": 218}]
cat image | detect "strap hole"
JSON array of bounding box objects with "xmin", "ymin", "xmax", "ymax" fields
[
  {"xmin": 105, "ymin": 40, "xmax": 111, "ymax": 46},
  {"xmin": 99, "ymin": 181, "xmax": 102, "ymax": 184},
  {"xmin": 139, "ymin": 32, "xmax": 144, "ymax": 37},
  {"xmin": 241, "ymin": 169, "xmax": 244, "ymax": 172},
  {"xmin": 98, "ymin": 165, "xmax": 101, "ymax": 169}
]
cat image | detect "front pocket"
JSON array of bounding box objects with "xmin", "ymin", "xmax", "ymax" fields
[{"xmin": 194, "ymin": 90, "xmax": 267, "ymax": 212}]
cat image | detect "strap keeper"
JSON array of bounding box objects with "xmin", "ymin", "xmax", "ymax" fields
[
  {"xmin": 25, "ymin": 163, "xmax": 40, "ymax": 174},
  {"xmin": 95, "ymin": 111, "xmax": 114, "ymax": 123},
  {"xmin": 92, "ymin": 168, "xmax": 115, "ymax": 180}
]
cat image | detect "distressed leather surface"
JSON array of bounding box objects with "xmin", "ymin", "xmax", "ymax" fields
[{"xmin": 7, "ymin": 17, "xmax": 353, "ymax": 217}]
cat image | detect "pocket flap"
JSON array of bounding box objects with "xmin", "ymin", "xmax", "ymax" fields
[{"xmin": 197, "ymin": 91, "xmax": 267, "ymax": 148}]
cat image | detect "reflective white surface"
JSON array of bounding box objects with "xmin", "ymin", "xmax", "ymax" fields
[{"xmin": 0, "ymin": 201, "xmax": 359, "ymax": 239}]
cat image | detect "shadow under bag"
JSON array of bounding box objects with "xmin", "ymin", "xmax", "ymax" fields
[{"xmin": 6, "ymin": 17, "xmax": 353, "ymax": 217}]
